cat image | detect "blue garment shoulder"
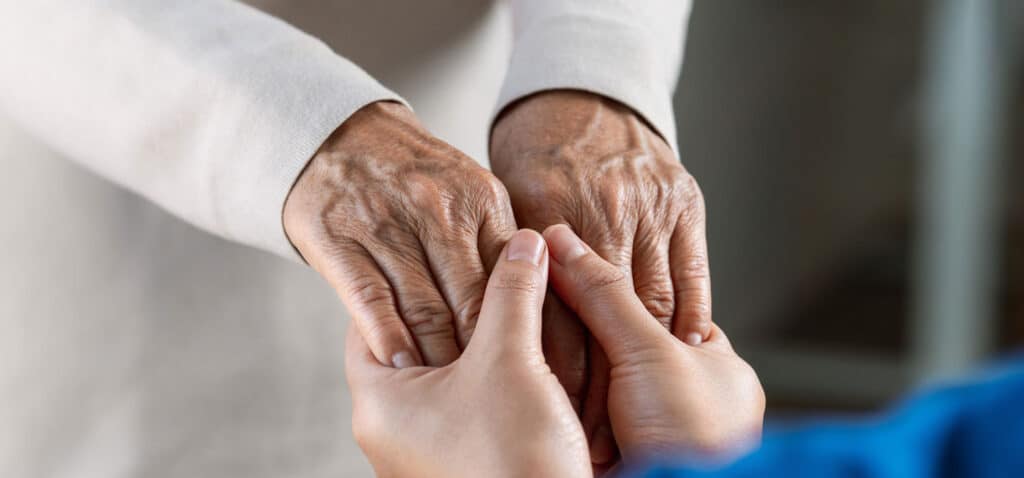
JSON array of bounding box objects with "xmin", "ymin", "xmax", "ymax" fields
[{"xmin": 628, "ymin": 356, "xmax": 1024, "ymax": 478}]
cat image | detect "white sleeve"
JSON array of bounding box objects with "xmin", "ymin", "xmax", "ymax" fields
[
  {"xmin": 0, "ymin": 1, "xmax": 404, "ymax": 260},
  {"xmin": 497, "ymin": 0, "xmax": 692, "ymax": 153}
]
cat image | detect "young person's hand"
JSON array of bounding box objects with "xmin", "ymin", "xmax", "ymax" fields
[
  {"xmin": 491, "ymin": 90, "xmax": 712, "ymax": 464},
  {"xmin": 544, "ymin": 225, "xmax": 765, "ymax": 462},
  {"xmin": 345, "ymin": 229, "xmax": 592, "ymax": 478}
]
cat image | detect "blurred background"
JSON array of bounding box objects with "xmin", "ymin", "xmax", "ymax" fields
[
  {"xmin": 677, "ymin": 0, "xmax": 1023, "ymax": 413},
  {"xmin": 3, "ymin": 1, "xmax": 1024, "ymax": 475}
]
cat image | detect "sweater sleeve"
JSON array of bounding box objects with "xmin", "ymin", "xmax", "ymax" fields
[
  {"xmin": 0, "ymin": 0, "xmax": 405, "ymax": 260},
  {"xmin": 496, "ymin": 0, "xmax": 693, "ymax": 154}
]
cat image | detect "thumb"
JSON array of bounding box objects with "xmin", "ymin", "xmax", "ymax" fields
[
  {"xmin": 344, "ymin": 321, "xmax": 394, "ymax": 390},
  {"xmin": 543, "ymin": 225, "xmax": 672, "ymax": 364},
  {"xmin": 464, "ymin": 229, "xmax": 548, "ymax": 359}
]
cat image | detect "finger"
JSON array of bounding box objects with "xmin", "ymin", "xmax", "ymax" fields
[
  {"xmin": 581, "ymin": 343, "xmax": 618, "ymax": 465},
  {"xmin": 314, "ymin": 239, "xmax": 423, "ymax": 369},
  {"xmin": 541, "ymin": 294, "xmax": 588, "ymax": 413},
  {"xmin": 543, "ymin": 224, "xmax": 671, "ymax": 364},
  {"xmin": 511, "ymin": 214, "xmax": 587, "ymax": 412},
  {"xmin": 465, "ymin": 229, "xmax": 548, "ymax": 358},
  {"xmin": 364, "ymin": 233, "xmax": 461, "ymax": 366},
  {"xmin": 420, "ymin": 231, "xmax": 491, "ymax": 350},
  {"xmin": 344, "ymin": 321, "xmax": 392, "ymax": 388},
  {"xmin": 577, "ymin": 226, "xmax": 632, "ymax": 468},
  {"xmin": 631, "ymin": 225, "xmax": 675, "ymax": 331},
  {"xmin": 669, "ymin": 205, "xmax": 713, "ymax": 345},
  {"xmin": 477, "ymin": 191, "xmax": 518, "ymax": 273},
  {"xmin": 417, "ymin": 183, "xmax": 517, "ymax": 349}
]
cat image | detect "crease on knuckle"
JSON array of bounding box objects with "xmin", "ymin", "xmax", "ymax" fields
[
  {"xmin": 673, "ymin": 295, "xmax": 712, "ymax": 328},
  {"xmin": 581, "ymin": 264, "xmax": 628, "ymax": 296},
  {"xmin": 359, "ymin": 315, "xmax": 406, "ymax": 347},
  {"xmin": 636, "ymin": 286, "xmax": 675, "ymax": 325},
  {"xmin": 494, "ymin": 271, "xmax": 540, "ymax": 294},
  {"xmin": 675, "ymin": 255, "xmax": 710, "ymax": 281},
  {"xmin": 451, "ymin": 293, "xmax": 483, "ymax": 333},
  {"xmin": 401, "ymin": 299, "xmax": 454, "ymax": 337},
  {"xmin": 346, "ymin": 279, "xmax": 395, "ymax": 314}
]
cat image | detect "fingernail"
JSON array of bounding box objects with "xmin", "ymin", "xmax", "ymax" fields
[
  {"xmin": 685, "ymin": 332, "xmax": 703, "ymax": 346},
  {"xmin": 506, "ymin": 229, "xmax": 544, "ymax": 265},
  {"xmin": 589, "ymin": 426, "xmax": 617, "ymax": 465},
  {"xmin": 391, "ymin": 351, "xmax": 417, "ymax": 369},
  {"xmin": 543, "ymin": 225, "xmax": 588, "ymax": 264}
]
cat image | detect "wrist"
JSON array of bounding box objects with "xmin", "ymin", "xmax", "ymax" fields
[
  {"xmin": 316, "ymin": 100, "xmax": 421, "ymax": 155},
  {"xmin": 490, "ymin": 90, "xmax": 605, "ymax": 164},
  {"xmin": 283, "ymin": 100, "xmax": 419, "ymax": 251},
  {"xmin": 489, "ymin": 90, "xmax": 667, "ymax": 177}
]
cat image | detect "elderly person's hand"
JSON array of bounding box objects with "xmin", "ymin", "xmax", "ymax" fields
[
  {"xmin": 285, "ymin": 101, "xmax": 517, "ymax": 368},
  {"xmin": 345, "ymin": 227, "xmax": 761, "ymax": 478},
  {"xmin": 544, "ymin": 225, "xmax": 763, "ymax": 463},
  {"xmin": 345, "ymin": 229, "xmax": 591, "ymax": 478},
  {"xmin": 490, "ymin": 90, "xmax": 712, "ymax": 466}
]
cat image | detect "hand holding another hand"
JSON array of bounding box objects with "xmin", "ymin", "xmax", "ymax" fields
[
  {"xmin": 544, "ymin": 225, "xmax": 764, "ymax": 461},
  {"xmin": 345, "ymin": 230, "xmax": 591, "ymax": 478},
  {"xmin": 491, "ymin": 90, "xmax": 714, "ymax": 464},
  {"xmin": 346, "ymin": 227, "xmax": 764, "ymax": 477}
]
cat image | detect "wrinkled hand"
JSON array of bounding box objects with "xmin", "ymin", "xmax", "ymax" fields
[
  {"xmin": 490, "ymin": 90, "xmax": 712, "ymax": 465},
  {"xmin": 545, "ymin": 225, "xmax": 764, "ymax": 461},
  {"xmin": 345, "ymin": 229, "xmax": 591, "ymax": 478},
  {"xmin": 285, "ymin": 101, "xmax": 517, "ymax": 368}
]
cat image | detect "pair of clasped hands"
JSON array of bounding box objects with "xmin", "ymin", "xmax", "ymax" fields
[
  {"xmin": 347, "ymin": 225, "xmax": 764, "ymax": 477},
  {"xmin": 282, "ymin": 91, "xmax": 764, "ymax": 476}
]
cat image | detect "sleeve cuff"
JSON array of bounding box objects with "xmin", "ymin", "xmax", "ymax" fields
[
  {"xmin": 494, "ymin": 14, "xmax": 680, "ymax": 154},
  {"xmin": 208, "ymin": 37, "xmax": 407, "ymax": 263}
]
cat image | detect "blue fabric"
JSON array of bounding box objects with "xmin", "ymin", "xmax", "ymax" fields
[{"xmin": 628, "ymin": 357, "xmax": 1024, "ymax": 478}]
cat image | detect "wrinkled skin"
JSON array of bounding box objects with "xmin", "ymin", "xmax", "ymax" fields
[
  {"xmin": 544, "ymin": 225, "xmax": 764, "ymax": 463},
  {"xmin": 346, "ymin": 228, "xmax": 762, "ymax": 477},
  {"xmin": 345, "ymin": 230, "xmax": 591, "ymax": 478},
  {"xmin": 285, "ymin": 101, "xmax": 517, "ymax": 368},
  {"xmin": 491, "ymin": 90, "xmax": 712, "ymax": 466}
]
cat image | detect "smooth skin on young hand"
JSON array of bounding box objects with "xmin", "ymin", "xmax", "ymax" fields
[
  {"xmin": 491, "ymin": 90, "xmax": 713, "ymax": 464},
  {"xmin": 544, "ymin": 224, "xmax": 765, "ymax": 461},
  {"xmin": 345, "ymin": 229, "xmax": 591, "ymax": 478},
  {"xmin": 346, "ymin": 227, "xmax": 764, "ymax": 477}
]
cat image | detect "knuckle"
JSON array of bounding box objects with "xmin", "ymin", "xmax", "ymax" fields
[
  {"xmin": 668, "ymin": 172, "xmax": 705, "ymax": 207},
  {"xmin": 597, "ymin": 180, "xmax": 628, "ymax": 204},
  {"xmin": 359, "ymin": 315, "xmax": 406, "ymax": 347},
  {"xmin": 676, "ymin": 254, "xmax": 710, "ymax": 280},
  {"xmin": 681, "ymin": 181, "xmax": 707, "ymax": 217},
  {"xmin": 593, "ymin": 241, "xmax": 632, "ymax": 267},
  {"xmin": 401, "ymin": 298, "xmax": 455, "ymax": 337},
  {"xmin": 674, "ymin": 295, "xmax": 712, "ymax": 327},
  {"xmin": 636, "ymin": 285, "xmax": 675, "ymax": 325},
  {"xmin": 406, "ymin": 175, "xmax": 445, "ymax": 209},
  {"xmin": 493, "ymin": 270, "xmax": 541, "ymax": 294},
  {"xmin": 476, "ymin": 173, "xmax": 511, "ymax": 203},
  {"xmin": 346, "ymin": 278, "xmax": 395, "ymax": 312},
  {"xmin": 580, "ymin": 262, "xmax": 628, "ymax": 294},
  {"xmin": 462, "ymin": 170, "xmax": 511, "ymax": 213},
  {"xmin": 451, "ymin": 293, "xmax": 483, "ymax": 333}
]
